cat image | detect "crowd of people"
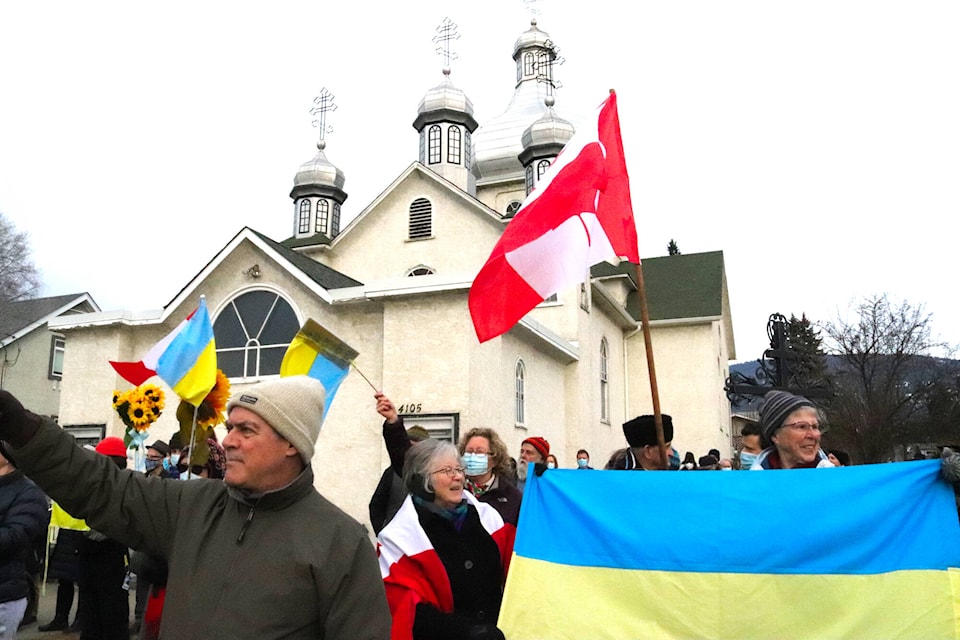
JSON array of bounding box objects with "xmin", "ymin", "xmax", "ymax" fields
[{"xmin": 0, "ymin": 382, "xmax": 949, "ymax": 639}]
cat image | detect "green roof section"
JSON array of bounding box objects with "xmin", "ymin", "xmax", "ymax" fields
[
  {"xmin": 280, "ymin": 232, "xmax": 332, "ymax": 249},
  {"xmin": 251, "ymin": 230, "xmax": 363, "ymax": 290},
  {"xmin": 592, "ymin": 250, "xmax": 726, "ymax": 322}
]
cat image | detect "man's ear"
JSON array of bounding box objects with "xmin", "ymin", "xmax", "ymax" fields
[{"xmin": 285, "ymin": 442, "xmax": 301, "ymax": 459}]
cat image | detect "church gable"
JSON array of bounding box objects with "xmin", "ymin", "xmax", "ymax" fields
[{"xmin": 323, "ymin": 164, "xmax": 504, "ymax": 283}]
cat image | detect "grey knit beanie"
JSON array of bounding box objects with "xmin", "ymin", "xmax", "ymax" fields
[
  {"xmin": 226, "ymin": 376, "xmax": 326, "ymax": 464},
  {"xmin": 759, "ymin": 390, "xmax": 815, "ymax": 447}
]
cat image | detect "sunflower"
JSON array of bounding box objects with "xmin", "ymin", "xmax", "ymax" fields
[
  {"xmin": 195, "ymin": 370, "xmax": 231, "ymax": 429},
  {"xmin": 127, "ymin": 399, "xmax": 153, "ymax": 431}
]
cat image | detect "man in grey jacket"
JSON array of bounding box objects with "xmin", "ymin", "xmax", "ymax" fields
[{"xmin": 0, "ymin": 376, "xmax": 390, "ymax": 640}]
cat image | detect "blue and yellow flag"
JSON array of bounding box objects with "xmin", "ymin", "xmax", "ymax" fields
[
  {"xmin": 499, "ymin": 460, "xmax": 960, "ymax": 639},
  {"xmin": 280, "ymin": 319, "xmax": 357, "ymax": 416}
]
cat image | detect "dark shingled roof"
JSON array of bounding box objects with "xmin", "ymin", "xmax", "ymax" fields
[
  {"xmin": 250, "ymin": 230, "xmax": 362, "ymax": 289},
  {"xmin": 592, "ymin": 251, "xmax": 726, "ymax": 322},
  {"xmin": 0, "ymin": 294, "xmax": 92, "ymax": 339},
  {"xmin": 280, "ymin": 232, "xmax": 333, "ymax": 249}
]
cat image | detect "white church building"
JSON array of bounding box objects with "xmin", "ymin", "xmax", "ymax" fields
[{"xmin": 50, "ymin": 18, "xmax": 736, "ymax": 528}]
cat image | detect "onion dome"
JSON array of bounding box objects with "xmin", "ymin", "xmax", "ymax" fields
[
  {"xmin": 290, "ymin": 140, "xmax": 345, "ymax": 197},
  {"xmin": 519, "ymin": 95, "xmax": 575, "ymax": 165},
  {"xmin": 413, "ymin": 68, "xmax": 479, "ymax": 132}
]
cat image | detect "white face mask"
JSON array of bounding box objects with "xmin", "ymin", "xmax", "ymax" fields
[
  {"xmin": 546, "ymin": 462, "xmax": 556, "ymax": 469},
  {"xmin": 462, "ymin": 453, "xmax": 489, "ymax": 477}
]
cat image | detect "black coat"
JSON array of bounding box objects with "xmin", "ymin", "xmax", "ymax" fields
[
  {"xmin": 0, "ymin": 469, "xmax": 49, "ymax": 603},
  {"xmin": 412, "ymin": 503, "xmax": 504, "ymax": 638}
]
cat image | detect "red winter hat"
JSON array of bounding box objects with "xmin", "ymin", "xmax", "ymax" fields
[
  {"xmin": 95, "ymin": 437, "xmax": 127, "ymax": 458},
  {"xmin": 522, "ymin": 436, "xmax": 550, "ymax": 460}
]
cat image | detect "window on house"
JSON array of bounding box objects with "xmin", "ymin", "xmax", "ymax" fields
[
  {"xmin": 316, "ymin": 200, "xmax": 329, "ymax": 235},
  {"xmin": 525, "ymin": 165, "xmax": 534, "ymax": 195},
  {"xmin": 464, "ymin": 130, "xmax": 472, "ymax": 167},
  {"xmin": 447, "ymin": 126, "xmax": 461, "ymax": 164},
  {"xmin": 515, "ymin": 359, "xmax": 526, "ymax": 426},
  {"xmin": 505, "ymin": 201, "xmax": 522, "ymax": 217},
  {"xmin": 409, "ymin": 198, "xmax": 432, "ymax": 239},
  {"xmin": 428, "ymin": 125, "xmax": 442, "ymax": 164},
  {"xmin": 298, "ymin": 200, "xmax": 311, "ymax": 234},
  {"xmin": 214, "ymin": 291, "xmax": 300, "ymax": 379},
  {"xmin": 49, "ymin": 336, "xmax": 65, "ymax": 380},
  {"xmin": 600, "ymin": 338, "xmax": 610, "ymax": 423},
  {"xmin": 419, "ymin": 130, "xmax": 426, "ymax": 164}
]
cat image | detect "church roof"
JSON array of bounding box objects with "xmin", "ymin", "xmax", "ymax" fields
[
  {"xmin": 251, "ymin": 230, "xmax": 362, "ymax": 289},
  {"xmin": 592, "ymin": 251, "xmax": 727, "ymax": 322}
]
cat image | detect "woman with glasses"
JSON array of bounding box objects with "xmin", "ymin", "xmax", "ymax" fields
[
  {"xmin": 378, "ymin": 438, "xmax": 512, "ymax": 640},
  {"xmin": 750, "ymin": 390, "xmax": 834, "ymax": 470}
]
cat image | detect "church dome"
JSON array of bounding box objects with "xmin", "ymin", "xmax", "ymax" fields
[
  {"xmin": 472, "ymin": 19, "xmax": 558, "ymax": 183},
  {"xmin": 292, "ymin": 140, "xmax": 345, "ymax": 192},
  {"xmin": 413, "ymin": 68, "xmax": 479, "ymax": 131},
  {"xmin": 521, "ymin": 96, "xmax": 575, "ymax": 152}
]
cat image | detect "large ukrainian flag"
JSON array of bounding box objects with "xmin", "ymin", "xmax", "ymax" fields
[{"xmin": 499, "ymin": 460, "xmax": 960, "ymax": 639}]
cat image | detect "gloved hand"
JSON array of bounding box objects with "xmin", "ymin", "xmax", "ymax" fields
[
  {"xmin": 940, "ymin": 447, "xmax": 960, "ymax": 484},
  {"xmin": 467, "ymin": 623, "xmax": 506, "ymax": 640},
  {"xmin": 0, "ymin": 390, "xmax": 42, "ymax": 447}
]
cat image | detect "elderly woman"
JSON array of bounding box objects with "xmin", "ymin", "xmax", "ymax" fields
[
  {"xmin": 378, "ymin": 439, "xmax": 512, "ymax": 640},
  {"xmin": 751, "ymin": 390, "xmax": 834, "ymax": 470},
  {"xmin": 460, "ymin": 427, "xmax": 522, "ymax": 528}
]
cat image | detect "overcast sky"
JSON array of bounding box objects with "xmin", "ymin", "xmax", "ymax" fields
[{"xmin": 1, "ymin": 1, "xmax": 958, "ymax": 362}]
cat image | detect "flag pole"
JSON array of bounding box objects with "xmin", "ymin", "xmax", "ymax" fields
[{"xmin": 634, "ymin": 262, "xmax": 668, "ymax": 470}]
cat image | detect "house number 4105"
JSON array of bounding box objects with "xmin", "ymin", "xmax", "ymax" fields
[{"xmin": 398, "ymin": 403, "xmax": 422, "ymax": 414}]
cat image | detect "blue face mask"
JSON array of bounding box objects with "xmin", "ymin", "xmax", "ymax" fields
[
  {"xmin": 462, "ymin": 453, "xmax": 489, "ymax": 477},
  {"xmin": 669, "ymin": 449, "xmax": 680, "ymax": 470},
  {"xmin": 144, "ymin": 459, "xmax": 161, "ymax": 472},
  {"xmin": 546, "ymin": 462, "xmax": 556, "ymax": 469},
  {"xmin": 739, "ymin": 451, "xmax": 758, "ymax": 469},
  {"xmin": 577, "ymin": 458, "xmax": 589, "ymax": 469}
]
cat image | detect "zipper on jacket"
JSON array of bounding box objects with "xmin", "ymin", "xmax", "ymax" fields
[{"xmin": 236, "ymin": 505, "xmax": 256, "ymax": 544}]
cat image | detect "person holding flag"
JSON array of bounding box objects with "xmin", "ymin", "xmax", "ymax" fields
[{"xmin": 0, "ymin": 375, "xmax": 390, "ymax": 639}]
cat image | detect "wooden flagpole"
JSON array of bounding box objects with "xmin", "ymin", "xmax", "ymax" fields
[{"xmin": 634, "ymin": 262, "xmax": 668, "ymax": 469}]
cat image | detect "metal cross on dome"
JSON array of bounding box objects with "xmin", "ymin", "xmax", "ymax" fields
[
  {"xmin": 433, "ymin": 17, "xmax": 460, "ymax": 69},
  {"xmin": 524, "ymin": 0, "xmax": 542, "ymax": 17},
  {"xmin": 535, "ymin": 39, "xmax": 564, "ymax": 95},
  {"xmin": 309, "ymin": 87, "xmax": 337, "ymax": 141}
]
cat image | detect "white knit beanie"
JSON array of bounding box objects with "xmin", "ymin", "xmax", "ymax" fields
[{"xmin": 226, "ymin": 376, "xmax": 326, "ymax": 464}]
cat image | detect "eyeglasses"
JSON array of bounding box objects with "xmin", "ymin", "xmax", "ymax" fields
[
  {"xmin": 782, "ymin": 421, "xmax": 825, "ymax": 434},
  {"xmin": 464, "ymin": 450, "xmax": 490, "ymax": 455},
  {"xmin": 431, "ymin": 466, "xmax": 466, "ymax": 478},
  {"xmin": 146, "ymin": 455, "xmax": 164, "ymax": 461}
]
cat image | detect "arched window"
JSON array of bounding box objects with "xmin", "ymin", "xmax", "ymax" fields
[
  {"xmin": 406, "ymin": 266, "xmax": 435, "ymax": 276},
  {"xmin": 537, "ymin": 159, "xmax": 551, "ymax": 180},
  {"xmin": 515, "ymin": 359, "xmax": 526, "ymax": 426},
  {"xmin": 214, "ymin": 291, "xmax": 300, "ymax": 379},
  {"xmin": 525, "ymin": 165, "xmax": 534, "ymax": 195},
  {"xmin": 523, "ymin": 52, "xmax": 535, "ymax": 77},
  {"xmin": 409, "ymin": 198, "xmax": 432, "ymax": 239},
  {"xmin": 298, "ymin": 200, "xmax": 311, "ymax": 234},
  {"xmin": 428, "ymin": 125, "xmax": 442, "ymax": 164},
  {"xmin": 447, "ymin": 126, "xmax": 462, "ymax": 164},
  {"xmin": 331, "ymin": 203, "xmax": 341, "ymax": 237},
  {"xmin": 464, "ymin": 130, "xmax": 472, "ymax": 167},
  {"xmin": 600, "ymin": 338, "xmax": 610, "ymax": 423},
  {"xmin": 316, "ymin": 200, "xmax": 329, "ymax": 235},
  {"xmin": 419, "ymin": 130, "xmax": 426, "ymax": 164},
  {"xmin": 505, "ymin": 201, "xmax": 522, "ymax": 217}
]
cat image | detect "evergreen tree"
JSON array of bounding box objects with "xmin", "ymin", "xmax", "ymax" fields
[
  {"xmin": 667, "ymin": 239, "xmax": 680, "ymax": 256},
  {"xmin": 785, "ymin": 313, "xmax": 829, "ymax": 391}
]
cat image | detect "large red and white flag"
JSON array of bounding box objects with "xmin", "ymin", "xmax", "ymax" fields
[{"xmin": 469, "ymin": 90, "xmax": 639, "ymax": 342}]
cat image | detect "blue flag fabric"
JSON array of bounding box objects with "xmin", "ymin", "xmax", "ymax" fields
[
  {"xmin": 499, "ymin": 460, "xmax": 960, "ymax": 639},
  {"xmin": 279, "ymin": 319, "xmax": 358, "ymax": 417}
]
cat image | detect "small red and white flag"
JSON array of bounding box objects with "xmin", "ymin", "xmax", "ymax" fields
[{"xmin": 469, "ymin": 90, "xmax": 639, "ymax": 342}]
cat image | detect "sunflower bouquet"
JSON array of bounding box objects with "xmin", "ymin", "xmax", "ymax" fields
[{"xmin": 113, "ymin": 384, "xmax": 165, "ymax": 447}]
